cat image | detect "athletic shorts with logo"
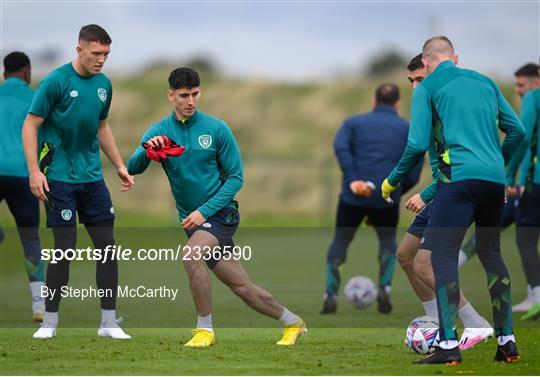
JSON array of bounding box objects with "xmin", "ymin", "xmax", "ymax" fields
[
  {"xmin": 45, "ymin": 180, "xmax": 114, "ymax": 227},
  {"xmin": 185, "ymin": 205, "xmax": 240, "ymax": 269},
  {"xmin": 406, "ymin": 195, "xmax": 517, "ymax": 250}
]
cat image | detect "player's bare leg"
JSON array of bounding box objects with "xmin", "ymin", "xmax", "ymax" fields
[
  {"xmin": 212, "ymin": 258, "xmax": 283, "ymax": 318},
  {"xmin": 211, "ymin": 245, "xmax": 306, "ymax": 345},
  {"xmin": 182, "ymin": 230, "xmax": 215, "ymax": 347},
  {"xmin": 397, "ymin": 233, "xmax": 436, "ymax": 308}
]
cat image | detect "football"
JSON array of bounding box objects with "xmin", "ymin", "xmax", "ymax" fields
[
  {"xmin": 405, "ymin": 316, "xmax": 439, "ymax": 354},
  {"xmin": 343, "ymin": 276, "xmax": 377, "ymax": 308}
]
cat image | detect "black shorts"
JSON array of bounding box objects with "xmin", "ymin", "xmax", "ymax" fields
[
  {"xmin": 45, "ymin": 180, "xmax": 114, "ymax": 227},
  {"xmin": 185, "ymin": 205, "xmax": 240, "ymax": 269},
  {"xmin": 407, "ymin": 202, "xmax": 433, "ymax": 238},
  {"xmin": 0, "ymin": 175, "xmax": 40, "ymax": 227}
]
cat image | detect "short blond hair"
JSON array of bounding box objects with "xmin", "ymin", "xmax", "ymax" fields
[{"xmin": 422, "ymin": 36, "xmax": 455, "ymax": 60}]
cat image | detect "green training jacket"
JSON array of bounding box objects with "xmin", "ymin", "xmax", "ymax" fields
[
  {"xmin": 388, "ymin": 60, "xmax": 524, "ymax": 187},
  {"xmin": 0, "ymin": 77, "xmax": 34, "ymax": 177},
  {"xmin": 506, "ymin": 88, "xmax": 540, "ymax": 187},
  {"xmin": 128, "ymin": 110, "xmax": 243, "ymax": 221}
]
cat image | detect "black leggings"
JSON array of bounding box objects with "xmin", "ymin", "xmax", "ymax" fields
[
  {"xmin": 45, "ymin": 218, "xmax": 117, "ymax": 312},
  {"xmin": 516, "ymin": 184, "xmax": 540, "ymax": 289}
]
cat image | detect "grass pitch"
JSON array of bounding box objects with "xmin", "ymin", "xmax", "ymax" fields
[{"xmin": 1, "ymin": 226, "xmax": 539, "ymax": 375}]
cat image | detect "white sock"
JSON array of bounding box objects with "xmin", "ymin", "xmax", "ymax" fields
[
  {"xmin": 43, "ymin": 311, "xmax": 58, "ymax": 327},
  {"xmin": 30, "ymin": 281, "xmax": 45, "ymax": 300},
  {"xmin": 279, "ymin": 307, "xmax": 301, "ymax": 326},
  {"xmin": 526, "ymin": 285, "xmax": 532, "ymax": 300},
  {"xmin": 498, "ymin": 334, "xmax": 516, "ymax": 346},
  {"xmin": 421, "ymin": 298, "xmax": 438, "ymax": 318},
  {"xmin": 457, "ymin": 249, "xmax": 468, "ymax": 267},
  {"xmin": 197, "ymin": 314, "xmax": 213, "ymax": 332},
  {"xmin": 458, "ymin": 303, "xmax": 486, "ymax": 328},
  {"xmin": 439, "ymin": 339, "xmax": 459, "ymax": 349},
  {"xmin": 531, "ymin": 286, "xmax": 540, "ymax": 304},
  {"xmin": 101, "ymin": 309, "xmax": 116, "ymax": 324}
]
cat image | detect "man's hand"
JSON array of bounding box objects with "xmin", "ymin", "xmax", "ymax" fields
[
  {"xmin": 506, "ymin": 185, "xmax": 523, "ymax": 198},
  {"xmin": 29, "ymin": 170, "xmax": 49, "ymax": 201},
  {"xmin": 381, "ymin": 178, "xmax": 397, "ymax": 203},
  {"xmin": 181, "ymin": 210, "xmax": 206, "ymax": 230},
  {"xmin": 117, "ymin": 167, "xmax": 134, "ymax": 192},
  {"xmin": 349, "ymin": 180, "xmax": 374, "ymax": 197},
  {"xmin": 405, "ymin": 193, "xmax": 426, "ymax": 214},
  {"xmin": 147, "ymin": 136, "xmax": 165, "ymax": 149}
]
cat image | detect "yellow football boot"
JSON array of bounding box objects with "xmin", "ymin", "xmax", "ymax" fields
[
  {"xmin": 184, "ymin": 328, "xmax": 215, "ymax": 347},
  {"xmin": 276, "ymin": 319, "xmax": 307, "ymax": 346}
]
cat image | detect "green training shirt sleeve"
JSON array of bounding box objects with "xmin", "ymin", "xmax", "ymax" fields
[
  {"xmin": 506, "ymin": 91, "xmax": 537, "ymax": 185},
  {"xmin": 127, "ymin": 124, "xmax": 163, "ymax": 175},
  {"xmin": 419, "ymin": 143, "xmax": 439, "ymax": 203},
  {"xmin": 197, "ymin": 123, "xmax": 243, "ymax": 219},
  {"xmin": 28, "ymin": 74, "xmax": 62, "ymax": 118},
  {"xmin": 387, "ymin": 84, "xmax": 432, "ymax": 187},
  {"xmin": 491, "ymin": 81, "xmax": 525, "ymax": 165}
]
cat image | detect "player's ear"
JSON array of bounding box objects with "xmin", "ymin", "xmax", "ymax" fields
[
  {"xmin": 24, "ymin": 66, "xmax": 31, "ymax": 84},
  {"xmin": 167, "ymin": 89, "xmax": 174, "ymax": 103},
  {"xmin": 76, "ymin": 44, "xmax": 82, "ymax": 55},
  {"xmin": 394, "ymin": 100, "xmax": 400, "ymax": 112},
  {"xmin": 453, "ymin": 54, "xmax": 459, "ymax": 65}
]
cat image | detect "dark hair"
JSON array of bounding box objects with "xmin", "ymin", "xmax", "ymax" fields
[
  {"xmin": 514, "ymin": 63, "xmax": 539, "ymax": 78},
  {"xmin": 407, "ymin": 54, "xmax": 424, "ymax": 71},
  {"xmin": 168, "ymin": 67, "xmax": 200, "ymax": 90},
  {"xmin": 79, "ymin": 24, "xmax": 112, "ymax": 45},
  {"xmin": 3, "ymin": 51, "xmax": 30, "ymax": 73},
  {"xmin": 375, "ymin": 83, "xmax": 400, "ymax": 106}
]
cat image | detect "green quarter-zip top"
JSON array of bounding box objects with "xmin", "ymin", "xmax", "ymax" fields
[
  {"xmin": 128, "ymin": 111, "xmax": 243, "ymax": 220},
  {"xmin": 388, "ymin": 60, "xmax": 525, "ymax": 187}
]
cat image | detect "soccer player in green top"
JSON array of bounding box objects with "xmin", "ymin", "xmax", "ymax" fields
[
  {"xmin": 506, "ymin": 63, "xmax": 540, "ymax": 321},
  {"xmin": 0, "ymin": 51, "xmax": 45, "ymax": 322},
  {"xmin": 382, "ymin": 36, "xmax": 525, "ymax": 364},
  {"xmin": 128, "ymin": 67, "xmax": 306, "ymax": 347},
  {"xmin": 396, "ymin": 54, "xmax": 493, "ymax": 351},
  {"xmin": 22, "ymin": 25, "xmax": 134, "ymax": 339}
]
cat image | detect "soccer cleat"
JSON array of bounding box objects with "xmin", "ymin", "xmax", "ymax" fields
[
  {"xmin": 459, "ymin": 319, "xmax": 494, "ymax": 350},
  {"xmin": 184, "ymin": 328, "xmax": 215, "ymax": 347},
  {"xmin": 377, "ymin": 285, "xmax": 392, "ymax": 314},
  {"xmin": 276, "ymin": 319, "xmax": 307, "ymax": 346},
  {"xmin": 98, "ymin": 317, "xmax": 131, "ymax": 339},
  {"xmin": 320, "ymin": 294, "xmax": 337, "ymax": 314},
  {"xmin": 520, "ymin": 303, "xmax": 540, "ymax": 321},
  {"xmin": 494, "ymin": 341, "xmax": 520, "ymax": 363},
  {"xmin": 413, "ymin": 347, "xmax": 461, "ymax": 365},
  {"xmin": 33, "ymin": 321, "xmax": 57, "ymax": 339},
  {"xmin": 512, "ymin": 297, "xmax": 533, "ymax": 312}
]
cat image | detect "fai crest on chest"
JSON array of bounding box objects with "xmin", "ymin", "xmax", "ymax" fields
[
  {"xmin": 97, "ymin": 88, "xmax": 107, "ymax": 102},
  {"xmin": 198, "ymin": 135, "xmax": 212, "ymax": 149}
]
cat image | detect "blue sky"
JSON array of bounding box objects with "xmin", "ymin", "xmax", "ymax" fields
[{"xmin": 2, "ymin": 1, "xmax": 538, "ymax": 81}]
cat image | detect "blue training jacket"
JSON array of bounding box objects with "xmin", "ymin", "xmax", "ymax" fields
[{"xmin": 334, "ymin": 105, "xmax": 422, "ymax": 208}]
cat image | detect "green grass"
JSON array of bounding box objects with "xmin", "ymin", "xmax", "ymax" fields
[
  {"xmin": 1, "ymin": 227, "xmax": 539, "ymax": 375},
  {"xmin": 2, "ymin": 328, "xmax": 539, "ymax": 375}
]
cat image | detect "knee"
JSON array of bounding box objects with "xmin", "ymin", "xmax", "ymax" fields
[
  {"xmin": 183, "ymin": 259, "xmax": 205, "ymax": 277},
  {"xmin": 397, "ymin": 247, "xmax": 414, "ymax": 272}
]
